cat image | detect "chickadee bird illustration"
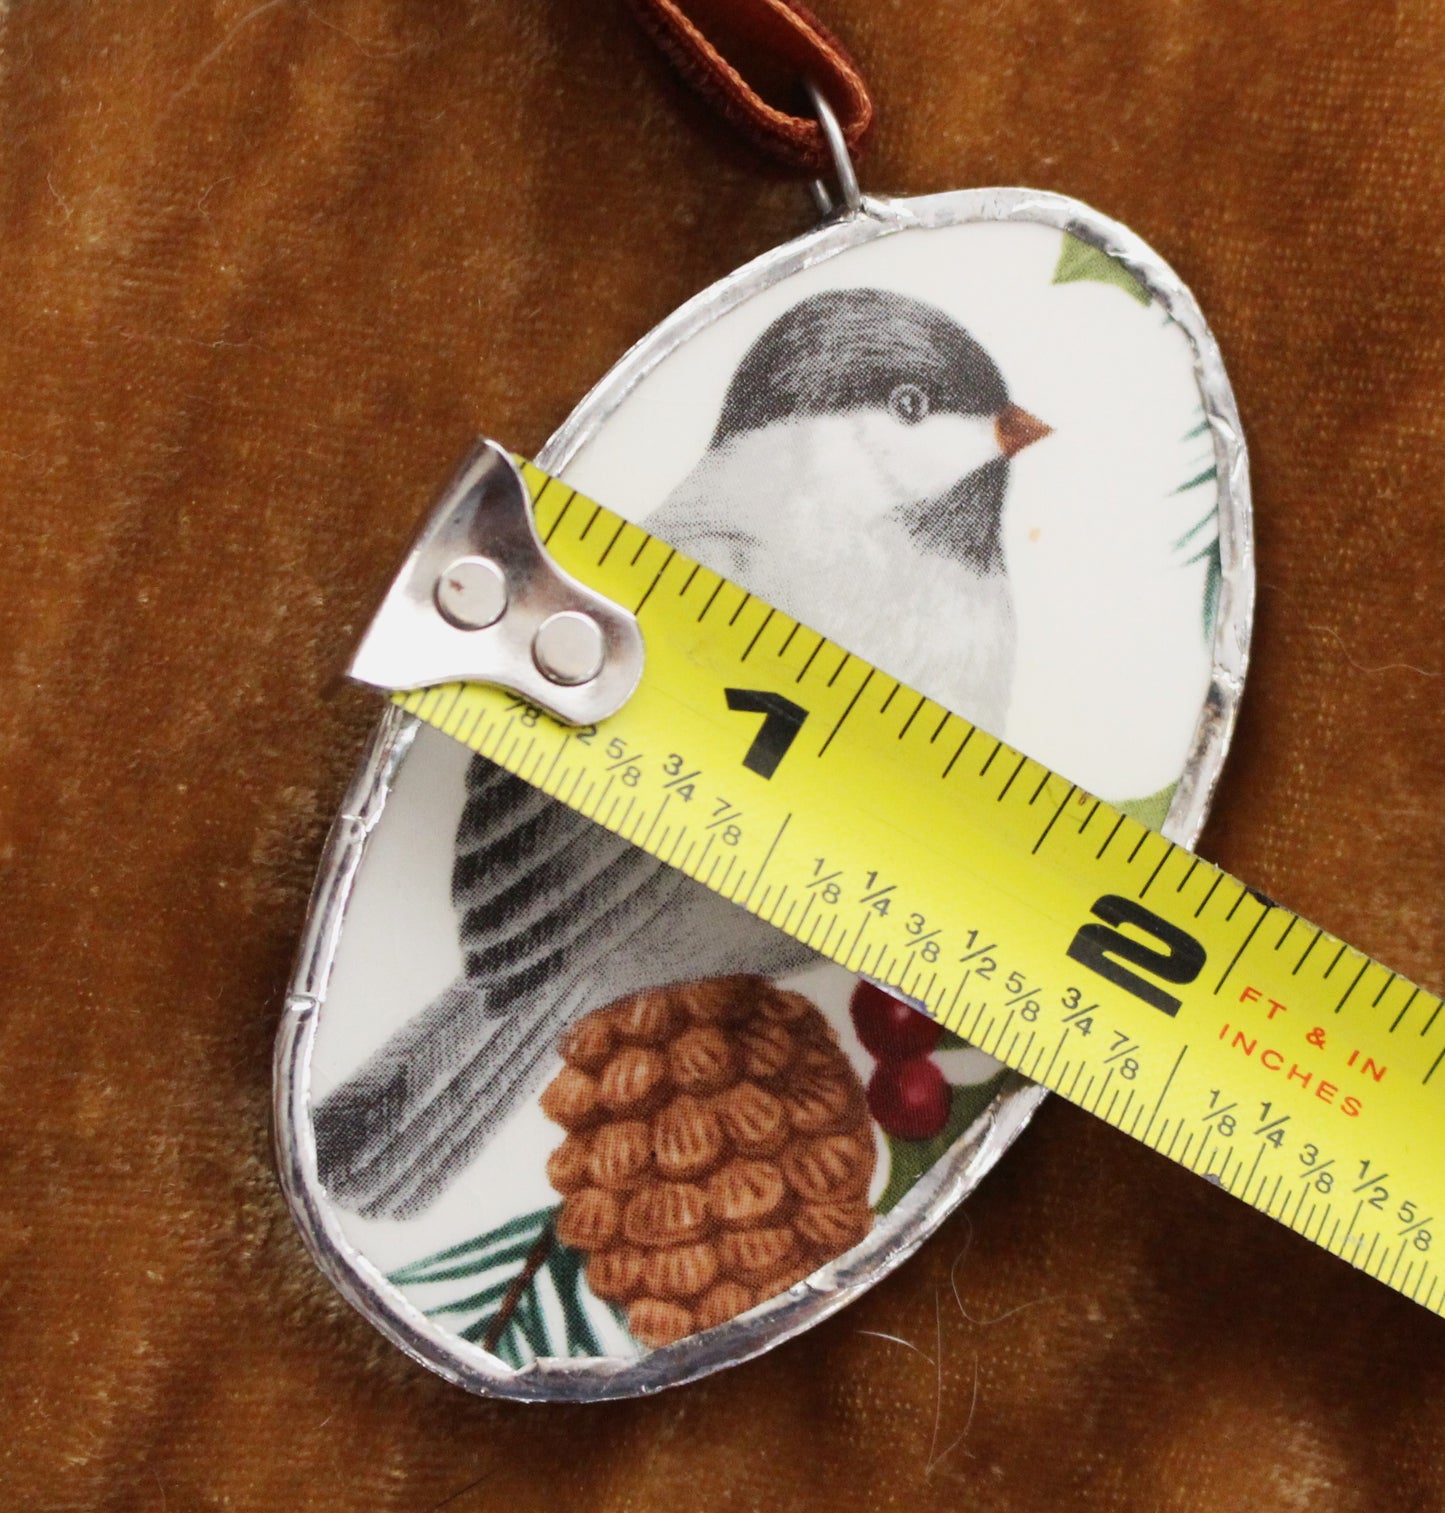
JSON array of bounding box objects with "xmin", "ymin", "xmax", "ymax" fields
[
  {"xmin": 314, "ymin": 288, "xmax": 1050, "ymax": 1220},
  {"xmin": 652, "ymin": 289, "xmax": 1050, "ymax": 735}
]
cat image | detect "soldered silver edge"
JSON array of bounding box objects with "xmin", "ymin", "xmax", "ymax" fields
[{"xmin": 275, "ymin": 187, "xmax": 1254, "ymax": 1401}]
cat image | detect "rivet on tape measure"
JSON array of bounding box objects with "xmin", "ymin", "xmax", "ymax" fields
[{"xmin": 355, "ymin": 442, "xmax": 1444, "ymax": 1317}]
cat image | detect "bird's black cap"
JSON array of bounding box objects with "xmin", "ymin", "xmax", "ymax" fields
[{"xmin": 712, "ymin": 288, "xmax": 1011, "ymax": 445}]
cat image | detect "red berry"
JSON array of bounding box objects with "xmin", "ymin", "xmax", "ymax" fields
[
  {"xmin": 849, "ymin": 980, "xmax": 942, "ymax": 1062},
  {"xmin": 867, "ymin": 1057, "xmax": 952, "ymax": 1140}
]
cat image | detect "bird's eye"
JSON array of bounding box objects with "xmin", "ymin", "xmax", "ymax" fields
[{"xmin": 889, "ymin": 384, "xmax": 929, "ymax": 425}]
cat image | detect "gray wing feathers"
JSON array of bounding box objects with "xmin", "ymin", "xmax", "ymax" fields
[{"xmin": 313, "ymin": 761, "xmax": 691, "ymax": 1217}]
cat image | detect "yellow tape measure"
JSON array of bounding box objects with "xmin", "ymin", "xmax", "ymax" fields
[{"xmin": 396, "ymin": 461, "xmax": 1444, "ymax": 1315}]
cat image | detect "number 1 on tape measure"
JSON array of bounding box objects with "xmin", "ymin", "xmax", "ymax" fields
[{"xmin": 392, "ymin": 459, "xmax": 1444, "ymax": 1316}]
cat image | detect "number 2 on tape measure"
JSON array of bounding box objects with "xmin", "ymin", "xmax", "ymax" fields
[{"xmin": 1068, "ymin": 896, "xmax": 1208, "ymax": 1017}]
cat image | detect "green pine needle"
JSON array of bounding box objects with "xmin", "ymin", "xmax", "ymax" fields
[
  {"xmin": 387, "ymin": 1205, "xmax": 555, "ymax": 1285},
  {"xmin": 398, "ymin": 1211, "xmax": 610, "ymax": 1364},
  {"xmin": 1173, "ymin": 466, "xmax": 1218, "ymax": 495},
  {"xmin": 384, "ymin": 1210, "xmax": 553, "ymax": 1283},
  {"xmin": 425, "ymin": 1278, "xmax": 514, "ymax": 1318}
]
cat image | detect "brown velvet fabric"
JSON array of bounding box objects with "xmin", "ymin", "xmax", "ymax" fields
[{"xmin": 2, "ymin": 2, "xmax": 1442, "ymax": 1507}]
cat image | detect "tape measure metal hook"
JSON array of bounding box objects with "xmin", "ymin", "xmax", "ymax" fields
[{"xmin": 348, "ymin": 439, "xmax": 644, "ymax": 726}]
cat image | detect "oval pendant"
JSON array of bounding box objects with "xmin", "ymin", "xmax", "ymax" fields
[{"xmin": 277, "ymin": 187, "xmax": 1253, "ymax": 1399}]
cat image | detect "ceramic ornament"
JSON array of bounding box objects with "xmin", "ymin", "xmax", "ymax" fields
[{"xmin": 277, "ymin": 140, "xmax": 1253, "ymax": 1398}]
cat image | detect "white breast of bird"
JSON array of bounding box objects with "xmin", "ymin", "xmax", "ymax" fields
[{"xmin": 649, "ymin": 407, "xmax": 1017, "ymax": 733}]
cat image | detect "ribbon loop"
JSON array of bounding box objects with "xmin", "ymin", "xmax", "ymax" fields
[{"xmin": 625, "ymin": 0, "xmax": 874, "ymax": 175}]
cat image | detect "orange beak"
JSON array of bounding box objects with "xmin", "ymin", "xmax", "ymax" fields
[{"xmin": 995, "ymin": 404, "xmax": 1053, "ymax": 459}]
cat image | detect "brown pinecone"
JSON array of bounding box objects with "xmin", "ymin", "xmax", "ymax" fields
[{"xmin": 543, "ymin": 975, "xmax": 875, "ymax": 1350}]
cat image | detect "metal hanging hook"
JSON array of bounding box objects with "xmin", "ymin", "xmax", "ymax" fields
[{"xmin": 806, "ymin": 80, "xmax": 862, "ymax": 220}]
